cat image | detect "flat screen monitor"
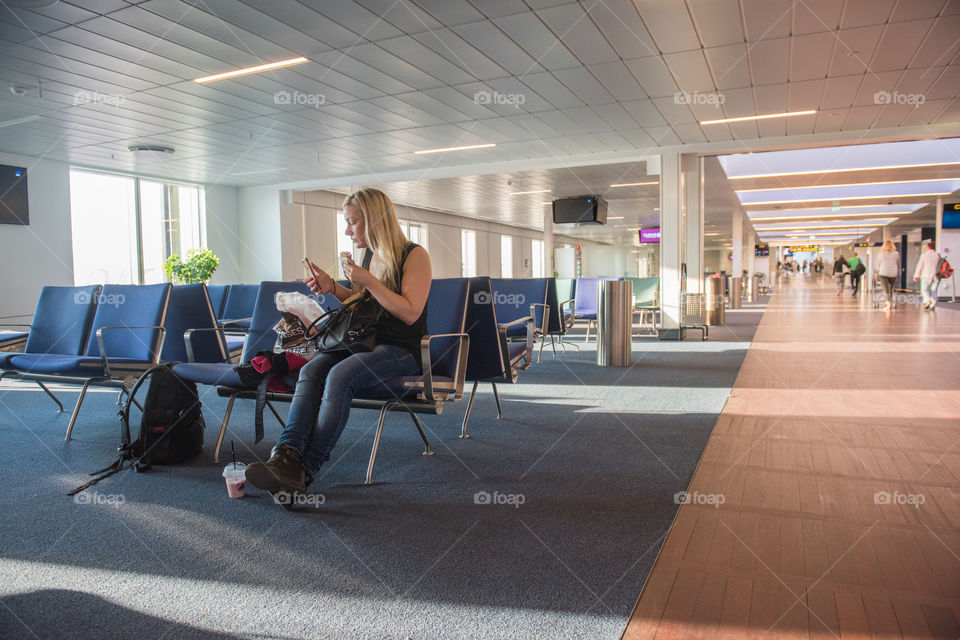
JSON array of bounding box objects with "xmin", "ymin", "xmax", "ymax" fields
[
  {"xmin": 943, "ymin": 206, "xmax": 960, "ymax": 229},
  {"xmin": 639, "ymin": 227, "xmax": 660, "ymax": 243},
  {"xmin": 0, "ymin": 165, "xmax": 28, "ymax": 225},
  {"xmin": 755, "ymin": 243, "xmax": 769, "ymax": 256},
  {"xmin": 552, "ymin": 196, "xmax": 606, "ymax": 224}
]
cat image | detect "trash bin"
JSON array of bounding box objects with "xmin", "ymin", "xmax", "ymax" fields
[
  {"xmin": 706, "ymin": 278, "xmax": 725, "ymax": 326},
  {"xmin": 749, "ymin": 275, "xmax": 759, "ymax": 302},
  {"xmin": 728, "ymin": 277, "xmax": 742, "ymax": 309},
  {"xmin": 596, "ymin": 280, "xmax": 632, "ymax": 367}
]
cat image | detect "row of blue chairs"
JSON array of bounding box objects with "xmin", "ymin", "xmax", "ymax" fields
[
  {"xmin": 565, "ymin": 276, "xmax": 661, "ymax": 341},
  {"xmin": 0, "ymin": 283, "xmax": 232, "ymax": 439}
]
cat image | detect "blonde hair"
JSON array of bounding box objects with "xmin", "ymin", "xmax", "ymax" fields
[
  {"xmin": 342, "ymin": 188, "xmax": 409, "ymax": 293},
  {"xmin": 882, "ymin": 240, "xmax": 896, "ymax": 252}
]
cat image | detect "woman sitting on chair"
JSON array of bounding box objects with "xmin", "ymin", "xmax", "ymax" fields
[{"xmin": 245, "ymin": 188, "xmax": 431, "ymax": 495}]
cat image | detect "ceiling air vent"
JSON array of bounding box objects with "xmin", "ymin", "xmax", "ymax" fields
[{"xmin": 128, "ymin": 144, "xmax": 175, "ymax": 154}]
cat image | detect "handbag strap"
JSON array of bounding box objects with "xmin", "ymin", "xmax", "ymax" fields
[{"xmin": 362, "ymin": 248, "xmax": 373, "ymax": 270}]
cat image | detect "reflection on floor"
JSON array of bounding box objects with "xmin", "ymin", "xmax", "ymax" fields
[{"xmin": 623, "ymin": 274, "xmax": 960, "ymax": 639}]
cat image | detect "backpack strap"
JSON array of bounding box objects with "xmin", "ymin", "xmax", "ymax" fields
[
  {"xmin": 362, "ymin": 248, "xmax": 373, "ymax": 270},
  {"xmin": 253, "ymin": 373, "xmax": 272, "ymax": 443}
]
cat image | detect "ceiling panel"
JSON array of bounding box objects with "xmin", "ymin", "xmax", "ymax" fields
[
  {"xmin": 704, "ymin": 43, "xmax": 751, "ymax": 91},
  {"xmin": 535, "ymin": 3, "xmax": 619, "ymax": 66},
  {"xmin": 519, "ymin": 71, "xmax": 585, "ymax": 109},
  {"xmin": 583, "ymin": 0, "xmax": 658, "ymax": 61},
  {"xmin": 353, "ymin": 0, "xmax": 443, "ymax": 33},
  {"xmin": 588, "ymin": 61, "xmax": 647, "ymax": 102},
  {"xmin": 491, "ymin": 12, "xmax": 580, "ymax": 72},
  {"xmin": 687, "ymin": 0, "xmax": 744, "ymax": 48},
  {"xmin": 664, "ymin": 50, "xmax": 715, "ymax": 94},
  {"xmin": 828, "ymin": 25, "xmax": 884, "ymax": 76},
  {"xmin": 366, "ymin": 35, "xmax": 477, "ymax": 86},
  {"xmin": 451, "ymin": 19, "xmax": 542, "ymax": 76},
  {"xmin": 791, "ymin": 32, "xmax": 835, "ymax": 81},
  {"xmin": 741, "ymin": 0, "xmax": 792, "ymax": 41},
  {"xmin": 909, "ymin": 13, "xmax": 960, "ymax": 68},
  {"xmin": 840, "ymin": 0, "xmax": 896, "ymax": 28},
  {"xmin": 793, "ymin": 0, "xmax": 843, "ymax": 35},
  {"xmin": 748, "ymin": 38, "xmax": 790, "ymax": 86},
  {"xmin": 869, "ymin": 19, "xmax": 934, "ymax": 72},
  {"xmin": 623, "ymin": 55, "xmax": 677, "ymax": 99},
  {"xmin": 632, "ymin": 0, "xmax": 700, "ymax": 54}
]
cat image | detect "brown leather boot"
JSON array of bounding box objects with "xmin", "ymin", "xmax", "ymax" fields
[{"xmin": 245, "ymin": 445, "xmax": 307, "ymax": 493}]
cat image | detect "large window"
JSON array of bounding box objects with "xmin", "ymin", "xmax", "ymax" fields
[
  {"xmin": 532, "ymin": 239, "xmax": 545, "ymax": 277},
  {"xmin": 399, "ymin": 219, "xmax": 427, "ymax": 249},
  {"xmin": 70, "ymin": 169, "xmax": 205, "ymax": 285},
  {"xmin": 461, "ymin": 229, "xmax": 476, "ymax": 277},
  {"xmin": 500, "ymin": 235, "xmax": 513, "ymax": 278}
]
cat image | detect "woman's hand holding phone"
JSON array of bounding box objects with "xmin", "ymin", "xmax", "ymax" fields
[{"xmin": 302, "ymin": 258, "xmax": 335, "ymax": 295}]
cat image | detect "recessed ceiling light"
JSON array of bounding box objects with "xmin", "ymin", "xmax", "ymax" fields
[
  {"xmin": 609, "ymin": 181, "xmax": 658, "ymax": 187},
  {"xmin": 749, "ymin": 211, "xmax": 910, "ymax": 221},
  {"xmin": 744, "ymin": 192, "xmax": 950, "ymax": 205},
  {"xmin": 194, "ymin": 57, "xmax": 309, "ymax": 83},
  {"xmin": 701, "ymin": 110, "xmax": 816, "ymax": 125},
  {"xmin": 509, "ymin": 189, "xmax": 551, "ymax": 195},
  {"xmin": 734, "ymin": 177, "xmax": 960, "ymax": 193},
  {"xmin": 726, "ymin": 161, "xmax": 960, "ymax": 180},
  {"xmin": 607, "ymin": 216, "xmax": 625, "ymax": 220},
  {"xmin": 542, "ymin": 201, "xmax": 552, "ymax": 205},
  {"xmin": 414, "ymin": 143, "xmax": 496, "ymax": 155}
]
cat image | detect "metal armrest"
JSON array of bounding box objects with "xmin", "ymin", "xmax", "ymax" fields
[
  {"xmin": 219, "ymin": 317, "xmax": 252, "ymax": 334},
  {"xmin": 418, "ymin": 332, "xmax": 470, "ymax": 403},
  {"xmin": 530, "ymin": 303, "xmax": 550, "ymax": 335},
  {"xmin": 559, "ymin": 298, "xmax": 575, "ymax": 329},
  {"xmin": 0, "ymin": 323, "xmax": 32, "ymax": 330},
  {"xmin": 183, "ymin": 326, "xmax": 231, "ymax": 363},
  {"xmin": 95, "ymin": 325, "xmax": 166, "ymax": 378},
  {"xmin": 498, "ymin": 315, "xmax": 534, "ymax": 369}
]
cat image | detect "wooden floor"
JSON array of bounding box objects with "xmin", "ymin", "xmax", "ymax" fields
[{"xmin": 623, "ymin": 275, "xmax": 960, "ymax": 640}]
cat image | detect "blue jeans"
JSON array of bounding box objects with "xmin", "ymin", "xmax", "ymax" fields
[
  {"xmin": 919, "ymin": 277, "xmax": 939, "ymax": 307},
  {"xmin": 275, "ymin": 344, "xmax": 418, "ymax": 478}
]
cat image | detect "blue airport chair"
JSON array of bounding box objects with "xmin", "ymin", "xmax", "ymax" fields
[
  {"xmin": 5, "ymin": 284, "xmax": 171, "ymax": 440},
  {"xmin": 188, "ymin": 278, "xmax": 471, "ymax": 485},
  {"xmin": 206, "ymin": 284, "xmax": 230, "ymax": 320},
  {"xmin": 159, "ymin": 284, "xmax": 229, "ymax": 364},
  {"xmin": 625, "ymin": 276, "xmax": 660, "ymax": 332},
  {"xmin": 458, "ymin": 277, "xmax": 533, "ymax": 438},
  {"xmin": 219, "ymin": 283, "xmax": 259, "ymax": 330},
  {"xmin": 490, "ymin": 277, "xmax": 544, "ymax": 359},
  {"xmin": 0, "ymin": 284, "xmax": 102, "ymax": 412},
  {"xmin": 539, "ymin": 277, "xmax": 579, "ymax": 360},
  {"xmin": 173, "ymin": 281, "xmax": 313, "ymax": 461},
  {"xmin": 574, "ymin": 278, "xmax": 600, "ymax": 342}
]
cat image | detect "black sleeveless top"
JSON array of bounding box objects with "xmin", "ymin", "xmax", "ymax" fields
[{"xmin": 364, "ymin": 243, "xmax": 428, "ymax": 369}]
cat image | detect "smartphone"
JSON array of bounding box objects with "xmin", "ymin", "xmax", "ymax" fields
[{"xmin": 301, "ymin": 257, "xmax": 320, "ymax": 280}]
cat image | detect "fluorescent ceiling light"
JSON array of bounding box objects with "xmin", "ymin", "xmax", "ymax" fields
[
  {"xmin": 781, "ymin": 230, "xmax": 872, "ymax": 236},
  {"xmin": 0, "ymin": 114, "xmax": 42, "ymax": 129},
  {"xmin": 193, "ymin": 57, "xmax": 309, "ymax": 83},
  {"xmin": 749, "ymin": 211, "xmax": 910, "ymax": 221},
  {"xmin": 607, "ymin": 216, "xmax": 624, "ymax": 220},
  {"xmin": 701, "ymin": 110, "xmax": 816, "ymax": 125},
  {"xmin": 734, "ymin": 177, "xmax": 959, "ymax": 193},
  {"xmin": 542, "ymin": 201, "xmax": 552, "ymax": 205},
  {"xmin": 704, "ymin": 232, "xmax": 721, "ymax": 236},
  {"xmin": 414, "ymin": 143, "xmax": 496, "ymax": 155},
  {"xmin": 754, "ymin": 220, "xmax": 895, "ymax": 231},
  {"xmin": 743, "ymin": 192, "xmax": 950, "ymax": 205},
  {"xmin": 509, "ymin": 189, "xmax": 551, "ymax": 195},
  {"xmin": 609, "ymin": 181, "xmax": 657, "ymax": 187},
  {"xmin": 726, "ymin": 161, "xmax": 960, "ymax": 180}
]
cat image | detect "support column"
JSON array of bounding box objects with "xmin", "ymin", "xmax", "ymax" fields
[
  {"xmin": 658, "ymin": 152, "xmax": 684, "ymax": 339},
  {"xmin": 731, "ymin": 209, "xmax": 743, "ymax": 276},
  {"xmin": 683, "ymin": 154, "xmax": 703, "ymax": 296},
  {"xmin": 544, "ymin": 207, "xmax": 554, "ymax": 277},
  {"xmin": 936, "ymin": 195, "xmax": 943, "ymax": 251}
]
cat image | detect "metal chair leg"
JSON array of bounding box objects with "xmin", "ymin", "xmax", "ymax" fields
[
  {"xmin": 584, "ymin": 320, "xmax": 592, "ymax": 343},
  {"xmin": 213, "ymin": 393, "xmax": 237, "ymax": 464},
  {"xmin": 406, "ymin": 410, "xmax": 433, "ymax": 456},
  {"xmin": 64, "ymin": 378, "xmax": 97, "ymax": 441},
  {"xmin": 459, "ymin": 380, "xmax": 479, "ymax": 439},
  {"xmin": 491, "ymin": 382, "xmax": 503, "ymax": 419},
  {"xmin": 35, "ymin": 380, "xmax": 64, "ymax": 413},
  {"xmin": 365, "ymin": 404, "xmax": 392, "ymax": 485},
  {"xmin": 116, "ymin": 387, "xmax": 126, "ymax": 405},
  {"xmin": 537, "ymin": 336, "xmax": 545, "ymax": 363},
  {"xmin": 265, "ymin": 400, "xmax": 286, "ymax": 427}
]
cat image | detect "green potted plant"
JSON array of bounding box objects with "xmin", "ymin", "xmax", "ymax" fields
[{"xmin": 163, "ymin": 248, "xmax": 219, "ymax": 284}]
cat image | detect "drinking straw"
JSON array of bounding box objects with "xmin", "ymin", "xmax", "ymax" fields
[{"xmin": 231, "ymin": 441, "xmax": 237, "ymax": 470}]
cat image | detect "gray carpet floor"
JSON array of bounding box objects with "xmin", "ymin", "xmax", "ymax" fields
[{"xmin": 0, "ymin": 301, "xmax": 765, "ymax": 640}]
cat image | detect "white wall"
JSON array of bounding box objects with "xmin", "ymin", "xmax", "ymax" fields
[
  {"xmin": 204, "ymin": 184, "xmax": 241, "ymax": 285},
  {"xmin": 0, "ymin": 153, "xmax": 73, "ymax": 317},
  {"xmin": 237, "ymin": 186, "xmax": 283, "ymax": 283},
  {"xmin": 273, "ymin": 190, "xmax": 583, "ymax": 280}
]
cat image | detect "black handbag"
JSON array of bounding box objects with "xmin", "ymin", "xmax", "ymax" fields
[{"xmin": 306, "ymin": 291, "xmax": 383, "ymax": 354}]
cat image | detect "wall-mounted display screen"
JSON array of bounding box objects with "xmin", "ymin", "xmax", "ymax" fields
[
  {"xmin": 0, "ymin": 165, "xmax": 28, "ymax": 225},
  {"xmin": 754, "ymin": 243, "xmax": 769, "ymax": 256},
  {"xmin": 943, "ymin": 203, "xmax": 960, "ymax": 229},
  {"xmin": 639, "ymin": 227, "xmax": 660, "ymax": 243}
]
